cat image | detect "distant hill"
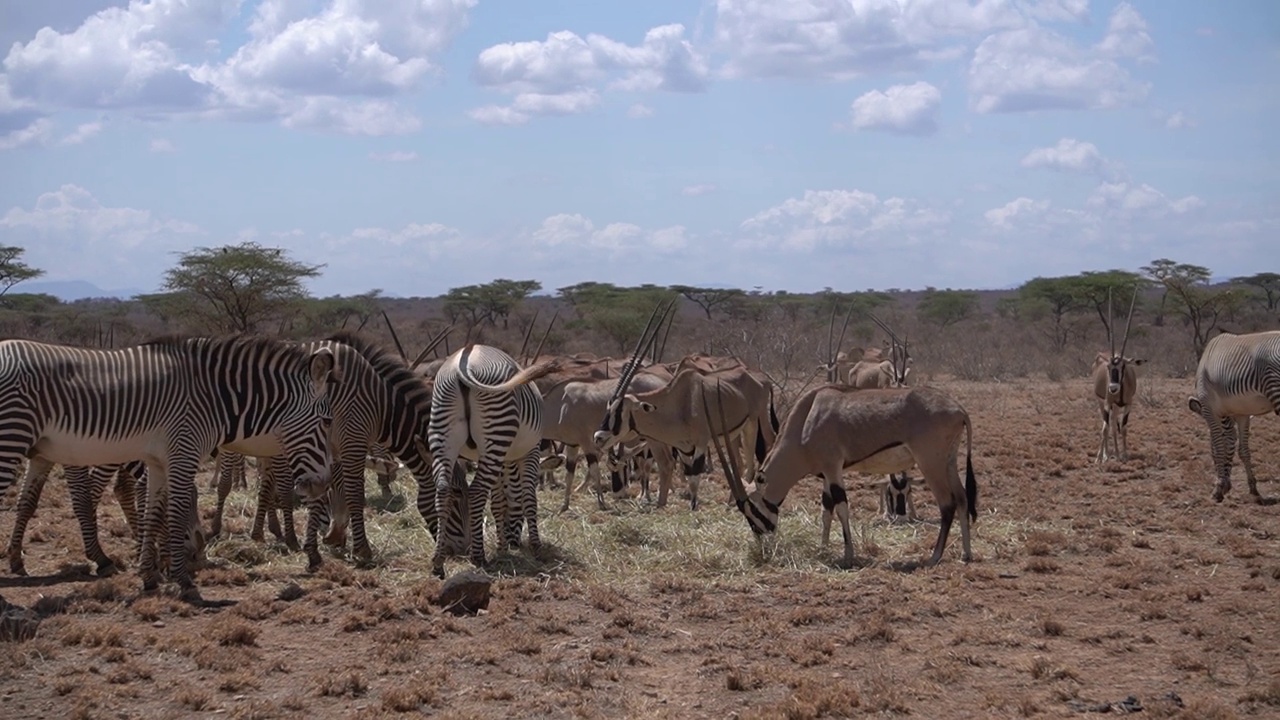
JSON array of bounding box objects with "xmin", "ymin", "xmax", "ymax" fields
[{"xmin": 21, "ymin": 280, "xmax": 150, "ymax": 302}]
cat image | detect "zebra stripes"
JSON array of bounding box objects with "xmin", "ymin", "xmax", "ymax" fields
[
  {"xmin": 427, "ymin": 345, "xmax": 553, "ymax": 578},
  {"xmin": 0, "ymin": 336, "xmax": 339, "ymax": 603},
  {"xmin": 1187, "ymin": 330, "xmax": 1280, "ymax": 502}
]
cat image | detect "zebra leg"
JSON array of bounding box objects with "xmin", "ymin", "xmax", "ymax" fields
[
  {"xmin": 164, "ymin": 456, "xmax": 204, "ymax": 603},
  {"xmin": 518, "ymin": 449, "xmax": 542, "ymax": 555},
  {"xmin": 139, "ymin": 461, "xmax": 168, "ymax": 592},
  {"xmin": 270, "ymin": 456, "xmax": 302, "ymax": 552},
  {"xmin": 250, "ymin": 461, "xmax": 273, "ymax": 543},
  {"xmin": 343, "ymin": 452, "xmax": 376, "ymax": 568},
  {"xmin": 490, "ymin": 465, "xmax": 518, "ymax": 550},
  {"xmin": 209, "ymin": 451, "xmax": 239, "ymax": 540},
  {"xmin": 1237, "ymin": 416, "xmax": 1261, "ymax": 501},
  {"xmin": 1210, "ymin": 417, "xmax": 1238, "ymax": 502},
  {"xmin": 112, "ymin": 464, "xmax": 143, "ymax": 541},
  {"xmin": 430, "ymin": 457, "xmax": 469, "ymax": 578},
  {"xmin": 75, "ymin": 465, "xmax": 122, "ymax": 576},
  {"xmin": 467, "ymin": 455, "xmax": 506, "ymax": 569},
  {"xmin": 302, "ymin": 497, "xmax": 331, "ymax": 572},
  {"xmin": 6, "ymin": 457, "xmax": 54, "ymax": 576}
]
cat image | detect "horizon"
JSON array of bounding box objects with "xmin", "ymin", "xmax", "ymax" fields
[{"xmin": 2, "ymin": 1, "xmax": 1277, "ymax": 299}]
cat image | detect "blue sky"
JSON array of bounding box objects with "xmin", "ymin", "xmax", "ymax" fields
[{"xmin": 0, "ymin": 0, "xmax": 1276, "ymax": 298}]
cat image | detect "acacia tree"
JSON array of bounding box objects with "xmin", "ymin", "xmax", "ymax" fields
[
  {"xmin": 0, "ymin": 245, "xmax": 44, "ymax": 301},
  {"xmin": 670, "ymin": 285, "xmax": 744, "ymax": 320},
  {"xmin": 1018, "ymin": 276, "xmax": 1087, "ymax": 350},
  {"xmin": 1232, "ymin": 272, "xmax": 1280, "ymax": 313},
  {"xmin": 162, "ymin": 242, "xmax": 324, "ymax": 333},
  {"xmin": 557, "ymin": 282, "xmax": 677, "ymax": 354},
  {"xmin": 442, "ymin": 279, "xmax": 541, "ymax": 332},
  {"xmin": 916, "ymin": 288, "xmax": 979, "ymax": 328},
  {"xmin": 1073, "ymin": 270, "xmax": 1146, "ymax": 339},
  {"xmin": 1143, "ymin": 259, "xmax": 1241, "ymax": 356}
]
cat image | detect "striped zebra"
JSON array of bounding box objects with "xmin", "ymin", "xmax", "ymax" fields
[
  {"xmin": 428, "ymin": 345, "xmax": 556, "ymax": 578},
  {"xmin": 195, "ymin": 332, "xmax": 436, "ymax": 571},
  {"xmin": 0, "ymin": 335, "xmax": 339, "ymax": 604},
  {"xmin": 1188, "ymin": 330, "xmax": 1280, "ymax": 502},
  {"xmin": 5, "ymin": 460, "xmax": 146, "ymax": 576}
]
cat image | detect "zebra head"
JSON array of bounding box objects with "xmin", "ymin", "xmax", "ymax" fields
[{"xmin": 281, "ymin": 346, "xmax": 341, "ymax": 502}]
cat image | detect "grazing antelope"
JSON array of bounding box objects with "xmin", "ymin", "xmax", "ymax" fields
[
  {"xmin": 1187, "ymin": 330, "xmax": 1280, "ymax": 502},
  {"xmin": 878, "ymin": 472, "xmax": 920, "ymax": 523},
  {"xmin": 1092, "ymin": 289, "xmax": 1144, "ymax": 463},
  {"xmin": 705, "ymin": 382, "xmax": 977, "ymax": 569}
]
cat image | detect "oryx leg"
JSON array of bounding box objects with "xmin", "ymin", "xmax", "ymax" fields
[
  {"xmin": 918, "ymin": 445, "xmax": 972, "ymax": 566},
  {"xmin": 1095, "ymin": 403, "xmax": 1111, "ymax": 463},
  {"xmin": 1117, "ymin": 404, "xmax": 1131, "ymax": 461},
  {"xmin": 819, "ymin": 468, "xmax": 855, "ymax": 569}
]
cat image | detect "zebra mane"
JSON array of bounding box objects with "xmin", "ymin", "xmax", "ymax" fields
[
  {"xmin": 139, "ymin": 333, "xmax": 313, "ymax": 362},
  {"xmin": 324, "ymin": 330, "xmax": 422, "ymax": 389}
]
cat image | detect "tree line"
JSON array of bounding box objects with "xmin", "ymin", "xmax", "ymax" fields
[{"xmin": 0, "ymin": 242, "xmax": 1275, "ymax": 366}]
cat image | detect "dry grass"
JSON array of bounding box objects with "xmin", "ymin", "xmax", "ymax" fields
[{"xmin": 0, "ymin": 376, "xmax": 1277, "ymax": 719}]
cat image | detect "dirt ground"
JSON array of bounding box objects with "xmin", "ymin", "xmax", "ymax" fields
[{"xmin": 1, "ymin": 376, "xmax": 1278, "ymax": 720}]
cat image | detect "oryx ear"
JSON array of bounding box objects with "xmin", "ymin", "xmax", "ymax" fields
[
  {"xmin": 1187, "ymin": 397, "xmax": 1202, "ymax": 414},
  {"xmin": 1131, "ymin": 358, "xmax": 1145, "ymax": 365},
  {"xmin": 638, "ymin": 402, "xmax": 657, "ymax": 413}
]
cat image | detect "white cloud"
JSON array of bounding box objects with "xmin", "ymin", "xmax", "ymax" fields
[
  {"xmin": 2, "ymin": 0, "xmax": 477, "ymax": 136},
  {"xmin": 369, "ymin": 150, "xmax": 418, "ymax": 162},
  {"xmin": 1164, "ymin": 110, "xmax": 1197, "ymax": 130},
  {"xmin": 1026, "ymin": 0, "xmax": 1090, "ymax": 23},
  {"xmin": 528, "ymin": 213, "xmax": 688, "ymax": 254},
  {"xmin": 58, "ymin": 120, "xmax": 102, "ymax": 145},
  {"xmin": 1085, "ymin": 182, "xmax": 1204, "ymax": 217},
  {"xmin": 0, "ymin": 184, "xmax": 201, "ymax": 289},
  {"xmin": 850, "ymin": 81, "xmax": 942, "ymax": 135},
  {"xmin": 0, "ymin": 117, "xmax": 53, "ymax": 150},
  {"xmin": 681, "ymin": 183, "xmax": 717, "ymax": 197},
  {"xmin": 984, "ymin": 197, "xmax": 1052, "ymax": 228},
  {"xmin": 739, "ymin": 189, "xmax": 950, "ymax": 251},
  {"xmin": 968, "ymin": 3, "xmax": 1153, "ymax": 113},
  {"xmin": 470, "ymin": 24, "xmax": 707, "ymax": 123},
  {"xmin": 627, "ymin": 103, "xmax": 654, "ymax": 119},
  {"xmin": 1020, "ymin": 138, "xmax": 1119, "ymax": 178},
  {"xmin": 149, "ymin": 138, "xmax": 175, "ymax": 153},
  {"xmin": 713, "ymin": 0, "xmax": 1026, "ymax": 81}
]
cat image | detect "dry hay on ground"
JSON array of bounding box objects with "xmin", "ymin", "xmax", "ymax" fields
[{"xmin": 1, "ymin": 377, "xmax": 1278, "ymax": 719}]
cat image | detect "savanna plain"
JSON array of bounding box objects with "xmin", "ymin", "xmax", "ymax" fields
[{"xmin": 1, "ymin": 375, "xmax": 1278, "ymax": 720}]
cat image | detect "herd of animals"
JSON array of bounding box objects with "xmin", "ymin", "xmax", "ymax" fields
[{"xmin": 0, "ymin": 295, "xmax": 1277, "ymax": 607}]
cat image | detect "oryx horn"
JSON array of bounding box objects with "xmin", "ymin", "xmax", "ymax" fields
[
  {"xmin": 381, "ymin": 309, "xmax": 408, "ymax": 361},
  {"xmin": 1118, "ymin": 286, "xmax": 1138, "ymax": 360},
  {"xmin": 700, "ymin": 380, "xmax": 748, "ymax": 503}
]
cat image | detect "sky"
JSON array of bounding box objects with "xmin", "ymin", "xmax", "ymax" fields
[{"xmin": 0, "ymin": 0, "xmax": 1277, "ymax": 299}]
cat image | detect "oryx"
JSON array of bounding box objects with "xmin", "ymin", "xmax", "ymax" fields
[
  {"xmin": 705, "ymin": 382, "xmax": 977, "ymax": 569},
  {"xmin": 1091, "ymin": 288, "xmax": 1144, "ymax": 463}
]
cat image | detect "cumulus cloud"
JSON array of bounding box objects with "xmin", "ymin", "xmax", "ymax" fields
[
  {"xmin": 681, "ymin": 183, "xmax": 717, "ymax": 197},
  {"xmin": 470, "ymin": 24, "xmax": 707, "ymax": 123},
  {"xmin": 528, "ymin": 213, "xmax": 688, "ymax": 253},
  {"xmin": 149, "ymin": 138, "xmax": 175, "ymax": 153},
  {"xmin": 850, "ymin": 81, "xmax": 942, "ymax": 135},
  {"xmin": 739, "ymin": 189, "xmax": 950, "ymax": 251},
  {"xmin": 968, "ymin": 3, "xmax": 1153, "ymax": 113},
  {"xmin": 1, "ymin": 0, "xmax": 477, "ymax": 136},
  {"xmin": 627, "ymin": 103, "xmax": 654, "ymax": 119},
  {"xmin": 369, "ymin": 150, "xmax": 419, "ymax": 162},
  {"xmin": 713, "ymin": 0, "xmax": 1026, "ymax": 81},
  {"xmin": 1164, "ymin": 110, "xmax": 1197, "ymax": 130},
  {"xmin": 0, "ymin": 183, "xmax": 201, "ymax": 289},
  {"xmin": 1020, "ymin": 138, "xmax": 1120, "ymax": 178},
  {"xmin": 58, "ymin": 121, "xmax": 102, "ymax": 145},
  {"xmin": 984, "ymin": 197, "xmax": 1052, "ymax": 229},
  {"xmin": 0, "ymin": 117, "xmax": 53, "ymax": 150}
]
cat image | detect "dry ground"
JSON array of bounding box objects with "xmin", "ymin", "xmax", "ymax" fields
[{"xmin": 1, "ymin": 377, "xmax": 1278, "ymax": 720}]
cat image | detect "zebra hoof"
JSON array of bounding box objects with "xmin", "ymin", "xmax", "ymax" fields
[
  {"xmin": 96, "ymin": 561, "xmax": 119, "ymax": 578},
  {"xmin": 305, "ymin": 551, "xmax": 323, "ymax": 573},
  {"xmin": 141, "ymin": 577, "xmax": 160, "ymax": 594},
  {"xmin": 9, "ymin": 558, "xmax": 27, "ymax": 576}
]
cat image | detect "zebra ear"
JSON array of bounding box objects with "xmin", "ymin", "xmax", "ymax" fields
[
  {"xmin": 1187, "ymin": 397, "xmax": 1203, "ymax": 414},
  {"xmin": 309, "ymin": 347, "xmax": 341, "ymax": 386}
]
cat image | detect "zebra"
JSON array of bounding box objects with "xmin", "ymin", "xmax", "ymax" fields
[
  {"xmin": 427, "ymin": 344, "xmax": 556, "ymax": 578},
  {"xmin": 5, "ymin": 460, "xmax": 146, "ymax": 576},
  {"xmin": 205, "ymin": 332, "xmax": 436, "ymax": 571},
  {"xmin": 0, "ymin": 335, "xmax": 340, "ymax": 604},
  {"xmin": 1187, "ymin": 330, "xmax": 1280, "ymax": 503}
]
